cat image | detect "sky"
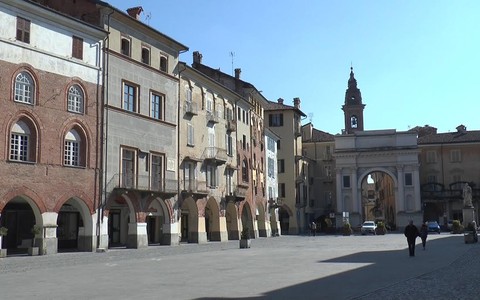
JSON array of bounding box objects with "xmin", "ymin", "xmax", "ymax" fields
[{"xmin": 107, "ymin": 0, "xmax": 480, "ymax": 135}]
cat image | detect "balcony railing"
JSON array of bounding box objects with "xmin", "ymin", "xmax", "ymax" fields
[
  {"xmin": 181, "ymin": 180, "xmax": 208, "ymax": 197},
  {"xmin": 202, "ymin": 147, "xmax": 227, "ymax": 164},
  {"xmin": 225, "ymin": 184, "xmax": 248, "ymax": 201},
  {"xmin": 206, "ymin": 111, "xmax": 220, "ymax": 123},
  {"xmin": 184, "ymin": 101, "xmax": 198, "ymax": 115},
  {"xmin": 109, "ymin": 173, "xmax": 177, "ymax": 195}
]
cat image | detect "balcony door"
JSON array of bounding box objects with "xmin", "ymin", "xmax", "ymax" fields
[
  {"xmin": 121, "ymin": 148, "xmax": 136, "ymax": 188},
  {"xmin": 151, "ymin": 154, "xmax": 164, "ymax": 191}
]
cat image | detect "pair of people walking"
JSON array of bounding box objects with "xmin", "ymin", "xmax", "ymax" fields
[{"xmin": 404, "ymin": 220, "xmax": 429, "ymax": 257}]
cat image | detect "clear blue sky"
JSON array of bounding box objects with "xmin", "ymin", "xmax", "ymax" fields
[{"xmin": 108, "ymin": 0, "xmax": 480, "ymax": 135}]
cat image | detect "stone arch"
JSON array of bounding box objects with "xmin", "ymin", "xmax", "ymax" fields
[
  {"xmin": 358, "ymin": 167, "xmax": 398, "ymax": 188},
  {"xmin": 240, "ymin": 201, "xmax": 254, "ymax": 237},
  {"xmin": 225, "ymin": 201, "xmax": 239, "ymax": 240},
  {"xmin": 145, "ymin": 197, "xmax": 172, "ymax": 245},
  {"xmin": 180, "ymin": 197, "xmax": 199, "ymax": 243},
  {"xmin": 105, "ymin": 193, "xmax": 138, "ymax": 247},
  {"xmin": 205, "ymin": 197, "xmax": 221, "ymax": 241}
]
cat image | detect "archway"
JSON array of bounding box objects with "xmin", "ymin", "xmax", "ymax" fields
[
  {"xmin": 180, "ymin": 197, "xmax": 198, "ymax": 243},
  {"xmin": 225, "ymin": 202, "xmax": 239, "ymax": 240},
  {"xmin": 145, "ymin": 197, "xmax": 171, "ymax": 245},
  {"xmin": 205, "ymin": 197, "xmax": 220, "ymax": 241},
  {"xmin": 241, "ymin": 202, "xmax": 253, "ymax": 238},
  {"xmin": 57, "ymin": 197, "xmax": 92, "ymax": 252},
  {"xmin": 0, "ymin": 196, "xmax": 42, "ymax": 254},
  {"xmin": 106, "ymin": 194, "xmax": 136, "ymax": 248},
  {"xmin": 360, "ymin": 171, "xmax": 397, "ymax": 229},
  {"xmin": 278, "ymin": 207, "xmax": 290, "ymax": 235}
]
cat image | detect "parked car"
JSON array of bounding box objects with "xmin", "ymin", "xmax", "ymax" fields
[
  {"xmin": 361, "ymin": 221, "xmax": 377, "ymax": 235},
  {"xmin": 427, "ymin": 221, "xmax": 441, "ymax": 234}
]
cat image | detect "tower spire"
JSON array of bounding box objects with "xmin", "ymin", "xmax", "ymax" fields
[{"xmin": 342, "ymin": 66, "xmax": 366, "ymax": 134}]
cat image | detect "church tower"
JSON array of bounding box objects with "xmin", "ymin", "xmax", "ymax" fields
[{"xmin": 342, "ymin": 67, "xmax": 365, "ymax": 134}]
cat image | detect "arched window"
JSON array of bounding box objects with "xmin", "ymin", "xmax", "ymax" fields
[
  {"xmin": 10, "ymin": 120, "xmax": 32, "ymax": 162},
  {"xmin": 350, "ymin": 115, "xmax": 358, "ymax": 128},
  {"xmin": 64, "ymin": 129, "xmax": 82, "ymax": 166},
  {"xmin": 242, "ymin": 159, "xmax": 249, "ymax": 182},
  {"xmin": 68, "ymin": 85, "xmax": 84, "ymax": 113},
  {"xmin": 14, "ymin": 72, "xmax": 35, "ymax": 104}
]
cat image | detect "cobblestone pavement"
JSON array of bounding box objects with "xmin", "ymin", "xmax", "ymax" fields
[{"xmin": 0, "ymin": 233, "xmax": 477, "ymax": 299}]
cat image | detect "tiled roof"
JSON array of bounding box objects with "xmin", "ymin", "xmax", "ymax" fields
[
  {"xmin": 264, "ymin": 100, "xmax": 307, "ymax": 116},
  {"xmin": 417, "ymin": 130, "xmax": 480, "ymax": 144},
  {"xmin": 303, "ymin": 128, "xmax": 335, "ymax": 142}
]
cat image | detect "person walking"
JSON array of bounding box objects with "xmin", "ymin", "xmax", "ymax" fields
[
  {"xmin": 404, "ymin": 220, "xmax": 419, "ymax": 257},
  {"xmin": 419, "ymin": 222, "xmax": 428, "ymax": 250},
  {"xmin": 311, "ymin": 221, "xmax": 317, "ymax": 236}
]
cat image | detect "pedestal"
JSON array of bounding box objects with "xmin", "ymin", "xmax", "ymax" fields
[{"xmin": 462, "ymin": 206, "xmax": 475, "ymax": 228}]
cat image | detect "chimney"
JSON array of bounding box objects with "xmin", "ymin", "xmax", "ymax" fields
[
  {"xmin": 456, "ymin": 124, "xmax": 467, "ymax": 133},
  {"xmin": 277, "ymin": 98, "xmax": 284, "ymax": 105},
  {"xmin": 293, "ymin": 97, "xmax": 300, "ymax": 109},
  {"xmin": 126, "ymin": 6, "xmax": 143, "ymax": 20},
  {"xmin": 193, "ymin": 51, "xmax": 203, "ymax": 64},
  {"xmin": 235, "ymin": 68, "xmax": 241, "ymax": 79}
]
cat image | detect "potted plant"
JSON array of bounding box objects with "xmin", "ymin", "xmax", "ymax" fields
[
  {"xmin": 375, "ymin": 221, "xmax": 387, "ymax": 235},
  {"xmin": 239, "ymin": 227, "xmax": 251, "ymax": 248},
  {"xmin": 28, "ymin": 225, "xmax": 42, "ymax": 256},
  {"xmin": 452, "ymin": 220, "xmax": 464, "ymax": 234},
  {"xmin": 0, "ymin": 226, "xmax": 7, "ymax": 258},
  {"xmin": 342, "ymin": 222, "xmax": 353, "ymax": 236}
]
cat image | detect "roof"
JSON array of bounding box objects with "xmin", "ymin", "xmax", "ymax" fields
[
  {"xmin": 311, "ymin": 128, "xmax": 335, "ymax": 142},
  {"xmin": 264, "ymin": 100, "xmax": 307, "ymax": 117},
  {"xmin": 417, "ymin": 130, "xmax": 480, "ymax": 145}
]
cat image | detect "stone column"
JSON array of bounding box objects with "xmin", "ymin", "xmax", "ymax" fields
[
  {"xmin": 351, "ymin": 168, "xmax": 358, "ymax": 213},
  {"xmin": 127, "ymin": 222, "xmax": 148, "ymax": 248},
  {"xmin": 336, "ymin": 169, "xmax": 343, "ymax": 212},
  {"xmin": 42, "ymin": 212, "xmax": 58, "ymax": 255},
  {"xmin": 396, "ymin": 165, "xmax": 405, "ymax": 212}
]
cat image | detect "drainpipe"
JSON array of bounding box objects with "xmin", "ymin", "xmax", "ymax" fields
[
  {"xmin": 97, "ymin": 8, "xmax": 114, "ymax": 251},
  {"xmin": 176, "ymin": 61, "xmax": 187, "ymax": 242}
]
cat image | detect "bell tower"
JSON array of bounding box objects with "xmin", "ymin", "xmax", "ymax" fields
[{"xmin": 342, "ymin": 67, "xmax": 365, "ymax": 134}]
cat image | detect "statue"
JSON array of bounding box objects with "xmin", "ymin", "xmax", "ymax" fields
[{"xmin": 463, "ymin": 183, "xmax": 473, "ymax": 207}]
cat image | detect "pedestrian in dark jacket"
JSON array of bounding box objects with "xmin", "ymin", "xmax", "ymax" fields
[
  {"xmin": 404, "ymin": 220, "xmax": 419, "ymax": 257},
  {"xmin": 419, "ymin": 223, "xmax": 428, "ymax": 250}
]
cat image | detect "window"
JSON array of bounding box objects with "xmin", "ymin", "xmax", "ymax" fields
[
  {"xmin": 14, "ymin": 72, "xmax": 35, "ymax": 104},
  {"xmin": 123, "ymin": 82, "xmax": 138, "ymax": 112},
  {"xmin": 68, "ymin": 85, "xmax": 84, "ymax": 113},
  {"xmin": 184, "ymin": 161, "xmax": 196, "ymax": 191},
  {"xmin": 324, "ymin": 166, "xmax": 332, "ymax": 178},
  {"xmin": 187, "ymin": 123, "xmax": 194, "ymax": 146},
  {"xmin": 279, "ymin": 183, "xmax": 286, "ymax": 198},
  {"xmin": 269, "ymin": 113, "xmax": 283, "ymax": 127},
  {"xmin": 64, "ymin": 129, "xmax": 81, "ymax": 166},
  {"xmin": 16, "ymin": 17, "xmax": 30, "ymax": 43},
  {"xmin": 226, "ymin": 134, "xmax": 233, "ymax": 156},
  {"xmin": 426, "ymin": 151, "xmax": 437, "ymax": 163},
  {"xmin": 405, "ymin": 173, "xmax": 413, "ymax": 186},
  {"xmin": 10, "ymin": 121, "xmax": 31, "ymax": 162},
  {"xmin": 121, "ymin": 37, "xmax": 130, "ymax": 56},
  {"xmin": 121, "ymin": 148, "xmax": 136, "ymax": 188},
  {"xmin": 206, "ymin": 97, "xmax": 213, "ymax": 113},
  {"xmin": 237, "ymin": 107, "xmax": 241, "ymax": 120},
  {"xmin": 242, "ymin": 135, "xmax": 246, "ymax": 150},
  {"xmin": 72, "ymin": 36, "xmax": 83, "ymax": 59},
  {"xmin": 343, "ymin": 175, "xmax": 351, "ymax": 188},
  {"xmin": 450, "ymin": 150, "xmax": 461, "ymax": 163},
  {"xmin": 226, "ymin": 169, "xmax": 233, "ymax": 195},
  {"xmin": 427, "ymin": 175, "xmax": 437, "ymax": 184},
  {"xmin": 151, "ymin": 154, "xmax": 164, "ymax": 191},
  {"xmin": 267, "ymin": 137, "xmax": 276, "ymax": 152},
  {"xmin": 151, "ymin": 92, "xmax": 164, "ymax": 120},
  {"xmin": 141, "ymin": 47, "xmax": 150, "ymax": 65},
  {"xmin": 207, "ymin": 164, "xmax": 218, "ymax": 188},
  {"xmin": 268, "ymin": 158, "xmax": 275, "ymax": 178},
  {"xmin": 277, "ymin": 140, "xmax": 281, "ymax": 150},
  {"xmin": 160, "ymin": 55, "xmax": 168, "ymax": 72},
  {"xmin": 242, "ymin": 159, "xmax": 249, "ymax": 182},
  {"xmin": 277, "ymin": 159, "xmax": 285, "ymax": 173}
]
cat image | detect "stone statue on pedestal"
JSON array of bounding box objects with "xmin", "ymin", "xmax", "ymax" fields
[{"xmin": 463, "ymin": 183, "xmax": 473, "ymax": 207}]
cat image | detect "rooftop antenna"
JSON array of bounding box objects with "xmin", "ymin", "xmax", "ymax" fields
[
  {"xmin": 145, "ymin": 12, "xmax": 151, "ymax": 25},
  {"xmin": 230, "ymin": 51, "xmax": 235, "ymax": 76}
]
